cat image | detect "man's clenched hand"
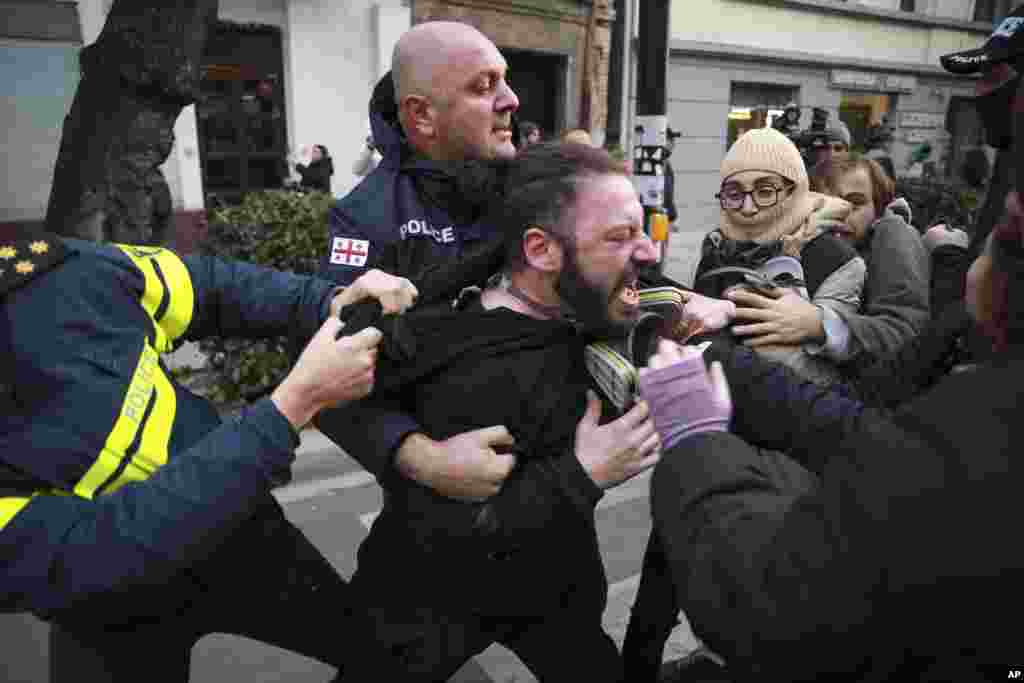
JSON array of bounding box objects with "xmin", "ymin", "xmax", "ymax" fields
[
  {"xmin": 272, "ymin": 319, "xmax": 382, "ymax": 429},
  {"xmin": 331, "ymin": 269, "xmax": 419, "ymax": 317},
  {"xmin": 395, "ymin": 427, "xmax": 518, "ymax": 502}
]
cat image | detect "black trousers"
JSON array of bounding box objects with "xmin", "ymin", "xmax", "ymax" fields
[
  {"xmin": 48, "ymin": 497, "xmax": 398, "ymax": 682},
  {"xmin": 339, "ymin": 569, "xmax": 623, "ymax": 682},
  {"xmin": 622, "ymin": 531, "xmax": 680, "ymax": 681},
  {"xmin": 623, "ymin": 442, "xmax": 820, "ymax": 681}
]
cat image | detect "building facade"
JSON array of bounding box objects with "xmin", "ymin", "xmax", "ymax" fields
[
  {"xmin": 664, "ymin": 0, "xmax": 1001, "ymax": 282},
  {"xmin": 2, "ymin": 0, "xmax": 628, "ymax": 249}
]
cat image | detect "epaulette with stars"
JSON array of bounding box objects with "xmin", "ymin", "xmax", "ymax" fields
[{"xmin": 0, "ymin": 225, "xmax": 69, "ymax": 298}]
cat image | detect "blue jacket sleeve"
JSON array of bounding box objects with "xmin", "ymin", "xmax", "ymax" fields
[
  {"xmin": 314, "ymin": 396, "xmax": 421, "ymax": 481},
  {"xmin": 0, "ymin": 399, "xmax": 298, "ymax": 618},
  {"xmin": 182, "ymin": 254, "xmax": 337, "ymax": 343}
]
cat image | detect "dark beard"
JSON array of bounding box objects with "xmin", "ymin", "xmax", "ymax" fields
[{"xmin": 555, "ymin": 246, "xmax": 634, "ymax": 339}]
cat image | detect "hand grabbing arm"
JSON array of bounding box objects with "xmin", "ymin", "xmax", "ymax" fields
[
  {"xmin": 728, "ymin": 288, "xmax": 826, "ymax": 347},
  {"xmin": 395, "ymin": 427, "xmax": 518, "ymax": 502},
  {"xmin": 272, "ymin": 320, "xmax": 382, "ymax": 429},
  {"xmin": 330, "ymin": 269, "xmax": 419, "ymax": 318}
]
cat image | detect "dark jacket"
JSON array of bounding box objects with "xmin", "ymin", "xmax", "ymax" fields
[
  {"xmin": 970, "ymin": 147, "xmax": 1012, "ymax": 261},
  {"xmin": 314, "ymin": 72, "xmax": 510, "ymax": 477},
  {"xmin": 319, "ymin": 72, "xmax": 495, "ymax": 287},
  {"xmin": 295, "ymin": 157, "xmax": 333, "ymax": 192},
  {"xmin": 931, "ymin": 243, "xmax": 971, "ymax": 318},
  {"xmin": 696, "ymin": 230, "xmax": 866, "ymax": 385},
  {"xmin": 325, "ymin": 294, "xmax": 607, "ymax": 617},
  {"xmin": 0, "ymin": 239, "xmax": 335, "ymax": 619},
  {"xmin": 623, "ymin": 301, "xmax": 974, "ymax": 681},
  {"xmin": 653, "ymin": 346, "xmax": 1024, "ymax": 681}
]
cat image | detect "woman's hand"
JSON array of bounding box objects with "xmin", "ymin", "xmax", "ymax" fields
[{"xmin": 727, "ymin": 288, "xmax": 825, "ymax": 347}]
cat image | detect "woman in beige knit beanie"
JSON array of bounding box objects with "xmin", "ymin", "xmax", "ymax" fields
[
  {"xmin": 693, "ymin": 127, "xmax": 868, "ymax": 386},
  {"xmin": 717, "ymin": 127, "xmax": 846, "ymax": 244}
]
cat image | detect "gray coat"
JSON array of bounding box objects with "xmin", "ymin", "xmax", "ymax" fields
[{"xmin": 838, "ymin": 213, "xmax": 930, "ymax": 362}]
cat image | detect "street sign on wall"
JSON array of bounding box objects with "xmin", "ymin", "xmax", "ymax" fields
[
  {"xmin": 904, "ymin": 129, "xmax": 930, "ymax": 143},
  {"xmin": 900, "ymin": 111, "xmax": 945, "ymax": 129},
  {"xmin": 829, "ymin": 70, "xmax": 917, "ymax": 93}
]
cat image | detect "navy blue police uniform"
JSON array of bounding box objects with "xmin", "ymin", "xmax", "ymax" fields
[
  {"xmin": 320, "ymin": 72, "xmax": 494, "ymax": 286},
  {"xmin": 0, "ymin": 231, "xmax": 396, "ymax": 681}
]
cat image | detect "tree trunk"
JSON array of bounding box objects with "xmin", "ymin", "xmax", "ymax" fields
[{"xmin": 45, "ymin": 0, "xmax": 218, "ymax": 244}]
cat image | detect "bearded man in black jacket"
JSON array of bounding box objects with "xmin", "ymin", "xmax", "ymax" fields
[{"xmin": 330, "ymin": 142, "xmax": 662, "ymax": 682}]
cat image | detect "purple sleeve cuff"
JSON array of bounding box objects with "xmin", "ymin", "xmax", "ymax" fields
[{"xmin": 639, "ymin": 352, "xmax": 730, "ymax": 451}]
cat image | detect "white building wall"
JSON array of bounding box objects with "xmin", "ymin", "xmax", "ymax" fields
[
  {"xmin": 219, "ymin": 0, "xmax": 287, "ymax": 28},
  {"xmin": 858, "ymin": 0, "xmax": 900, "ymax": 11},
  {"xmin": 75, "ymin": 0, "xmax": 109, "ymax": 45},
  {"xmin": 0, "ymin": 39, "xmax": 80, "ymax": 223},
  {"xmin": 933, "ymin": 0, "xmax": 975, "ymax": 22},
  {"xmin": 659, "ymin": 0, "xmax": 987, "ymax": 284},
  {"xmin": 671, "ymin": 0, "xmax": 980, "ymax": 67},
  {"xmin": 173, "ymin": 105, "xmax": 205, "ymax": 211},
  {"xmin": 286, "ymin": 0, "xmax": 410, "ymax": 198}
]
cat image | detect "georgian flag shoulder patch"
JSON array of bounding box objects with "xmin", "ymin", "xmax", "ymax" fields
[{"xmin": 330, "ymin": 237, "xmax": 370, "ymax": 267}]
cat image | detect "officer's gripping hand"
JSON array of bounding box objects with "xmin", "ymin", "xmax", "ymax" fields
[
  {"xmin": 574, "ymin": 393, "xmax": 661, "ymax": 490},
  {"xmin": 272, "ymin": 318, "xmax": 382, "ymax": 430},
  {"xmin": 395, "ymin": 427, "xmax": 517, "ymax": 502},
  {"xmin": 331, "ymin": 269, "xmax": 419, "ymax": 317}
]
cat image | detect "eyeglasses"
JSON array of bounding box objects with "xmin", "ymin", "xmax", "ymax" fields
[{"xmin": 715, "ymin": 183, "xmax": 794, "ymax": 210}]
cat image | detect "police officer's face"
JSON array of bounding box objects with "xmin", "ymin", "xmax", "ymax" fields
[
  {"xmin": 555, "ymin": 175, "xmax": 657, "ymax": 337},
  {"xmin": 433, "ymin": 36, "xmax": 520, "ymax": 161}
]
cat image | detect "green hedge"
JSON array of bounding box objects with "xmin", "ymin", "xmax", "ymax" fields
[{"xmin": 184, "ymin": 190, "xmax": 334, "ymax": 405}]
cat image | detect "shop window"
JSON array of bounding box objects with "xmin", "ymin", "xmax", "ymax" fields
[
  {"xmin": 727, "ymin": 83, "xmax": 798, "ymax": 148},
  {"xmin": 196, "ymin": 22, "xmax": 288, "ymax": 203},
  {"xmin": 974, "ymin": 0, "xmax": 1015, "ymax": 23},
  {"xmin": 838, "ymin": 92, "xmax": 895, "ymax": 152}
]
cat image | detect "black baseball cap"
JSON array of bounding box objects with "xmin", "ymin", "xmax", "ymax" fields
[{"xmin": 941, "ymin": 5, "xmax": 1024, "ymax": 75}]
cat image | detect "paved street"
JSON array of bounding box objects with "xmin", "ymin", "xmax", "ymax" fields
[{"xmin": 2, "ymin": 429, "xmax": 701, "ymax": 682}]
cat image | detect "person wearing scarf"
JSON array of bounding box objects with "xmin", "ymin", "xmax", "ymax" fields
[
  {"xmin": 725, "ymin": 157, "xmax": 931, "ymax": 383},
  {"xmin": 632, "ymin": 179, "xmax": 1024, "ymax": 680},
  {"xmin": 693, "ymin": 127, "xmax": 866, "ymax": 386}
]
